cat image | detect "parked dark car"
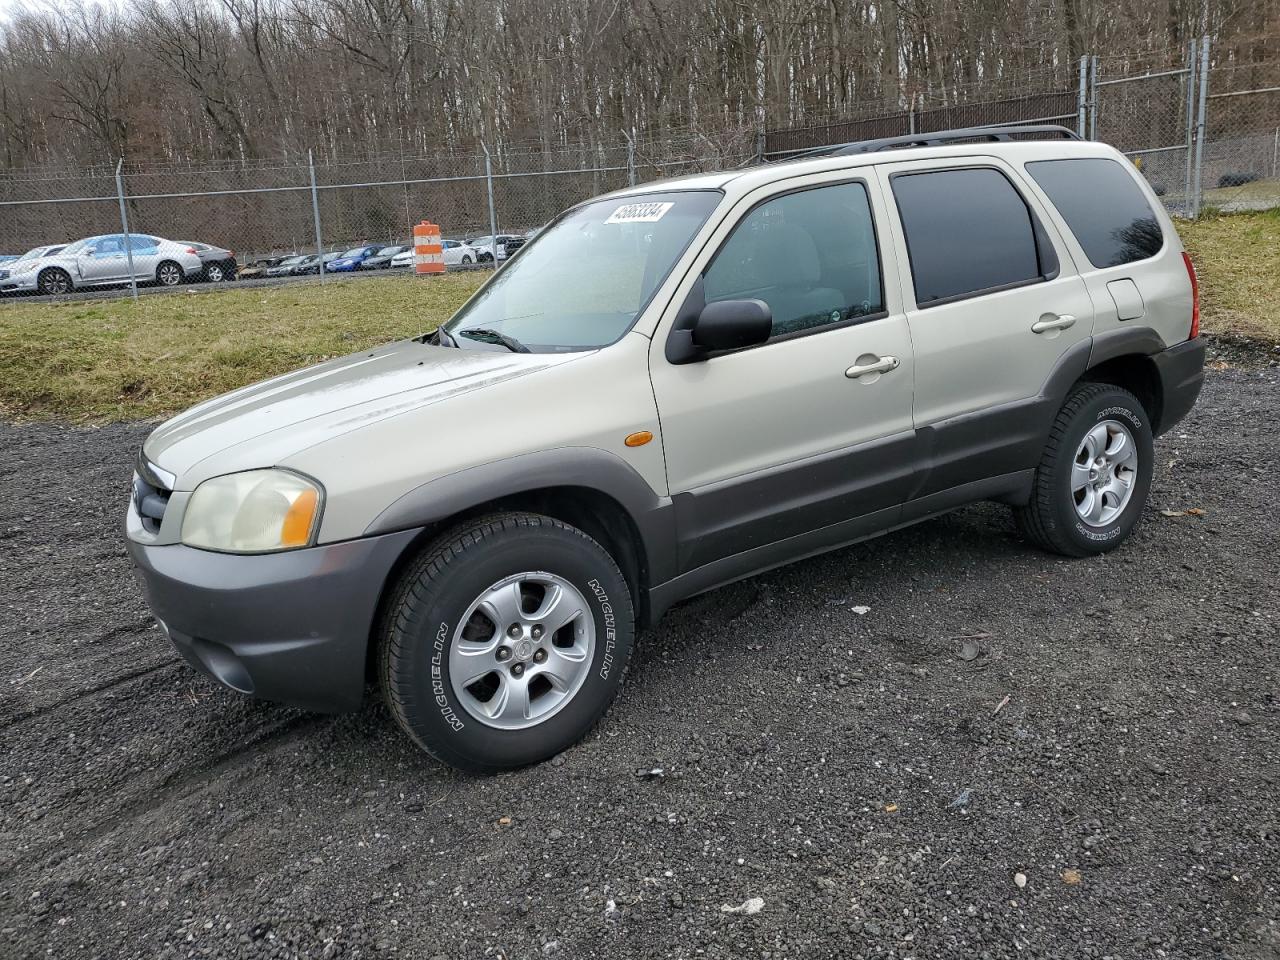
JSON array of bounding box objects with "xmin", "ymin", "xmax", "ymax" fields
[
  {"xmin": 180, "ymin": 242, "xmax": 238, "ymax": 282},
  {"xmin": 326, "ymin": 245, "xmax": 382, "ymax": 272},
  {"xmin": 358, "ymin": 245, "xmax": 410, "ymax": 270},
  {"xmin": 292, "ymin": 251, "xmax": 343, "ymax": 275}
]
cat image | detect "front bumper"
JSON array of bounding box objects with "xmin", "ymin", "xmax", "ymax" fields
[
  {"xmin": 1153, "ymin": 336, "xmax": 1206, "ymax": 436},
  {"xmin": 127, "ymin": 527, "xmax": 421, "ymax": 712},
  {"xmin": 0, "ymin": 272, "xmax": 40, "ymax": 292}
]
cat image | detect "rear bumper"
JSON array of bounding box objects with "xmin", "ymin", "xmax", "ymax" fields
[
  {"xmin": 127, "ymin": 528, "xmax": 420, "ymax": 712},
  {"xmin": 1153, "ymin": 336, "xmax": 1206, "ymax": 435}
]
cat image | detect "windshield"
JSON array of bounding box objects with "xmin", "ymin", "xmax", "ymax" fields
[
  {"xmin": 443, "ymin": 190, "xmax": 720, "ymax": 352},
  {"xmin": 280, "ymin": 256, "xmax": 305, "ymax": 266},
  {"xmin": 16, "ymin": 246, "xmax": 52, "ymax": 262},
  {"xmin": 61, "ymin": 238, "xmax": 94, "ymax": 256},
  {"xmin": 377, "ymin": 246, "xmax": 400, "ymax": 256},
  {"xmin": 340, "ymin": 247, "xmax": 365, "ymax": 257}
]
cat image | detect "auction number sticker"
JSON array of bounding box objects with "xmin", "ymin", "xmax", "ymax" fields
[{"xmin": 605, "ymin": 201, "xmax": 674, "ymax": 224}]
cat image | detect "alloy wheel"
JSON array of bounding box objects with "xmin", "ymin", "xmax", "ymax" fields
[
  {"xmin": 449, "ymin": 572, "xmax": 595, "ymax": 730},
  {"xmin": 1072, "ymin": 419, "xmax": 1139, "ymax": 527}
]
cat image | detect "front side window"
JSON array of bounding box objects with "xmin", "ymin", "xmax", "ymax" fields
[
  {"xmin": 444, "ymin": 190, "xmax": 720, "ymax": 352},
  {"xmin": 892, "ymin": 167, "xmax": 1051, "ymax": 306},
  {"xmin": 703, "ymin": 181, "xmax": 884, "ymax": 339},
  {"xmin": 1026, "ymin": 158, "xmax": 1164, "ymax": 267}
]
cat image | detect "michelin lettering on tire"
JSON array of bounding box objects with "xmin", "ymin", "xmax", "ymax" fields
[
  {"xmin": 588, "ymin": 578, "xmax": 617, "ymax": 679},
  {"xmin": 431, "ymin": 620, "xmax": 465, "ymax": 731}
]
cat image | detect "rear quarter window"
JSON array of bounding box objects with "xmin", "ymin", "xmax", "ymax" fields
[{"xmin": 1025, "ymin": 158, "xmax": 1165, "ymax": 268}]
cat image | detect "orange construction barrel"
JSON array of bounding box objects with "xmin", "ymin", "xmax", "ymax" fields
[{"xmin": 413, "ymin": 221, "xmax": 444, "ymax": 275}]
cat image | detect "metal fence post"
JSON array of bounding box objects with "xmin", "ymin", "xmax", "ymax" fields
[
  {"xmin": 1183, "ymin": 40, "xmax": 1197, "ymax": 214},
  {"xmin": 308, "ymin": 148, "xmax": 325, "ymax": 283},
  {"xmin": 1088, "ymin": 56, "xmax": 1099, "ymax": 140},
  {"xmin": 1192, "ymin": 37, "xmax": 1211, "ymax": 218},
  {"xmin": 624, "ymin": 129, "xmax": 637, "ymax": 186},
  {"xmin": 908, "ymin": 95, "xmax": 916, "ymax": 135},
  {"xmin": 482, "ymin": 142, "xmax": 499, "ymax": 270},
  {"xmin": 114, "ymin": 158, "xmax": 139, "ymax": 301},
  {"xmin": 1077, "ymin": 56, "xmax": 1088, "ymax": 136}
]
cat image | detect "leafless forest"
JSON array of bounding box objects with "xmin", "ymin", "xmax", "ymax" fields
[{"xmin": 0, "ymin": 0, "xmax": 1276, "ymax": 173}]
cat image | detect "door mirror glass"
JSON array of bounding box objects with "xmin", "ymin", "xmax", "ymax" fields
[
  {"xmin": 82, "ymin": 247, "xmax": 96, "ymax": 257},
  {"xmin": 691, "ymin": 299, "xmax": 772, "ymax": 352}
]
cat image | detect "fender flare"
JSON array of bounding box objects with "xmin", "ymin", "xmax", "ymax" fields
[{"xmin": 363, "ymin": 446, "xmax": 679, "ymax": 584}]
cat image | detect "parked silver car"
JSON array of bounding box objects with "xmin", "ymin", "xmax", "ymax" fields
[
  {"xmin": 0, "ymin": 234, "xmax": 202, "ymax": 294},
  {"xmin": 0, "ymin": 244, "xmax": 67, "ymax": 294}
]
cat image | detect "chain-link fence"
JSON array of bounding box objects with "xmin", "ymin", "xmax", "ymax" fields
[{"xmin": 1, "ymin": 38, "xmax": 1275, "ymax": 300}]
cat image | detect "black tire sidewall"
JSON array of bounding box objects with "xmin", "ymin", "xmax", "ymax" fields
[
  {"xmin": 1051, "ymin": 389, "xmax": 1154, "ymax": 552},
  {"xmin": 389, "ymin": 523, "xmax": 633, "ymax": 770},
  {"xmin": 39, "ymin": 269, "xmax": 70, "ymax": 294}
]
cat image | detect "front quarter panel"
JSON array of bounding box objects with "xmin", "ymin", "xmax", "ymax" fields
[{"xmin": 282, "ymin": 332, "xmax": 667, "ymax": 543}]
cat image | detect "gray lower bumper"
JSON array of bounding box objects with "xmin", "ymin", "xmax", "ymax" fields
[{"xmin": 127, "ymin": 528, "xmax": 421, "ymax": 712}]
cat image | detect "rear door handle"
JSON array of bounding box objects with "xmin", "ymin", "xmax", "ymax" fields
[
  {"xmin": 1031, "ymin": 314, "xmax": 1076, "ymax": 334},
  {"xmin": 845, "ymin": 355, "xmax": 900, "ymax": 379}
]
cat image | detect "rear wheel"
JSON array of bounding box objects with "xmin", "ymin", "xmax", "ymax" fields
[
  {"xmin": 1014, "ymin": 383, "xmax": 1153, "ymax": 557},
  {"xmin": 155, "ymin": 260, "xmax": 183, "ymax": 286},
  {"xmin": 37, "ymin": 268, "xmax": 72, "ymax": 295},
  {"xmin": 204, "ymin": 262, "xmax": 226, "ymax": 283},
  {"xmin": 380, "ymin": 512, "xmax": 634, "ymax": 772}
]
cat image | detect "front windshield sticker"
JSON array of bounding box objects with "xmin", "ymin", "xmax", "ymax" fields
[{"xmin": 604, "ymin": 201, "xmax": 674, "ymax": 224}]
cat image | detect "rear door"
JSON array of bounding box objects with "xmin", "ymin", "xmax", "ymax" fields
[{"xmin": 873, "ymin": 157, "xmax": 1095, "ymax": 494}]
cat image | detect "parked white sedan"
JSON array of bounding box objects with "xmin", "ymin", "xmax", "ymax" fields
[
  {"xmin": 0, "ymin": 234, "xmax": 202, "ymax": 295},
  {"xmin": 390, "ymin": 239, "xmax": 478, "ymax": 269}
]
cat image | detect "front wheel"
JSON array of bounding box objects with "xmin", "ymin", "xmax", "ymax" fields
[
  {"xmin": 1014, "ymin": 383, "xmax": 1154, "ymax": 557},
  {"xmin": 37, "ymin": 268, "xmax": 72, "ymax": 295},
  {"xmin": 204, "ymin": 262, "xmax": 226, "ymax": 283},
  {"xmin": 380, "ymin": 513, "xmax": 634, "ymax": 772},
  {"xmin": 461, "ymin": 255, "xmax": 472, "ymax": 264},
  {"xmin": 155, "ymin": 260, "xmax": 183, "ymax": 286}
]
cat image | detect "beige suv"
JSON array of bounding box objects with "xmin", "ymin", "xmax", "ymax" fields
[{"xmin": 126, "ymin": 126, "xmax": 1205, "ymax": 771}]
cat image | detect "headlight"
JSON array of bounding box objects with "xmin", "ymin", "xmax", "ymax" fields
[{"xmin": 181, "ymin": 469, "xmax": 322, "ymax": 553}]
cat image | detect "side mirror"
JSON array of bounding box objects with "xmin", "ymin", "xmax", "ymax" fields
[
  {"xmin": 691, "ymin": 299, "xmax": 772, "ymax": 353},
  {"xmin": 82, "ymin": 247, "xmax": 96, "ymax": 257}
]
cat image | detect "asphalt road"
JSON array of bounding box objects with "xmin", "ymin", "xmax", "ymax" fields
[
  {"xmin": 1, "ymin": 345, "xmax": 1277, "ymax": 959},
  {"xmin": 0, "ymin": 262, "xmax": 491, "ymax": 306}
]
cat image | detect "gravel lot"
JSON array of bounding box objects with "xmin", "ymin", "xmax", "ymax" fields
[{"xmin": 1, "ymin": 346, "xmax": 1278, "ymax": 960}]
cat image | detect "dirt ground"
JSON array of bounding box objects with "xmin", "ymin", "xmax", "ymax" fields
[{"xmin": 1, "ymin": 342, "xmax": 1277, "ymax": 960}]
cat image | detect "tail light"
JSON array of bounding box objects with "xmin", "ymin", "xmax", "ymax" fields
[
  {"xmin": 1182, "ymin": 251, "xmax": 1200, "ymax": 339},
  {"xmin": 185, "ymin": 247, "xmax": 198, "ymax": 255}
]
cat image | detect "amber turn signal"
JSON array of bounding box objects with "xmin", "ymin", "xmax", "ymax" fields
[
  {"xmin": 624, "ymin": 430, "xmax": 653, "ymax": 447},
  {"xmin": 280, "ymin": 488, "xmax": 320, "ymax": 547}
]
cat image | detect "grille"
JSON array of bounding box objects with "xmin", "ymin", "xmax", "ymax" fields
[{"xmin": 133, "ymin": 456, "xmax": 173, "ymax": 534}]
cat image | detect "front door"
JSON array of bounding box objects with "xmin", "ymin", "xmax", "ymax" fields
[
  {"xmin": 79, "ymin": 235, "xmax": 127, "ymax": 284},
  {"xmin": 649, "ymin": 176, "xmax": 917, "ymax": 573}
]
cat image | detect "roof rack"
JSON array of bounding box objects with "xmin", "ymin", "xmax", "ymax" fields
[{"xmin": 779, "ymin": 124, "xmax": 1083, "ymax": 162}]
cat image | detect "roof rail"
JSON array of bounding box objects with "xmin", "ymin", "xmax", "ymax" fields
[{"xmin": 778, "ymin": 124, "xmax": 1083, "ymax": 162}]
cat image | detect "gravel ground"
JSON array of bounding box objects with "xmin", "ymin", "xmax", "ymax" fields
[{"xmin": 1, "ymin": 348, "xmax": 1278, "ymax": 960}]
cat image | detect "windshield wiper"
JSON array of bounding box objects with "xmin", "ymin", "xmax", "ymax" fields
[{"xmin": 458, "ymin": 327, "xmax": 531, "ymax": 354}]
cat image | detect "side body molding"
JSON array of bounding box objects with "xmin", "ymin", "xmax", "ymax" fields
[{"xmin": 364, "ymin": 446, "xmax": 680, "ymax": 585}]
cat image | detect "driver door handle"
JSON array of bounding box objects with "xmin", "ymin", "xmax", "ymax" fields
[
  {"xmin": 1031, "ymin": 314, "xmax": 1076, "ymax": 334},
  {"xmin": 845, "ymin": 355, "xmax": 900, "ymax": 379}
]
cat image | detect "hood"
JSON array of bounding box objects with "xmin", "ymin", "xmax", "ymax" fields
[{"xmin": 144, "ymin": 339, "xmax": 582, "ymax": 488}]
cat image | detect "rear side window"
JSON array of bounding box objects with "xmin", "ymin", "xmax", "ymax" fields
[
  {"xmin": 1026, "ymin": 158, "xmax": 1164, "ymax": 268},
  {"xmin": 891, "ymin": 167, "xmax": 1054, "ymax": 307}
]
